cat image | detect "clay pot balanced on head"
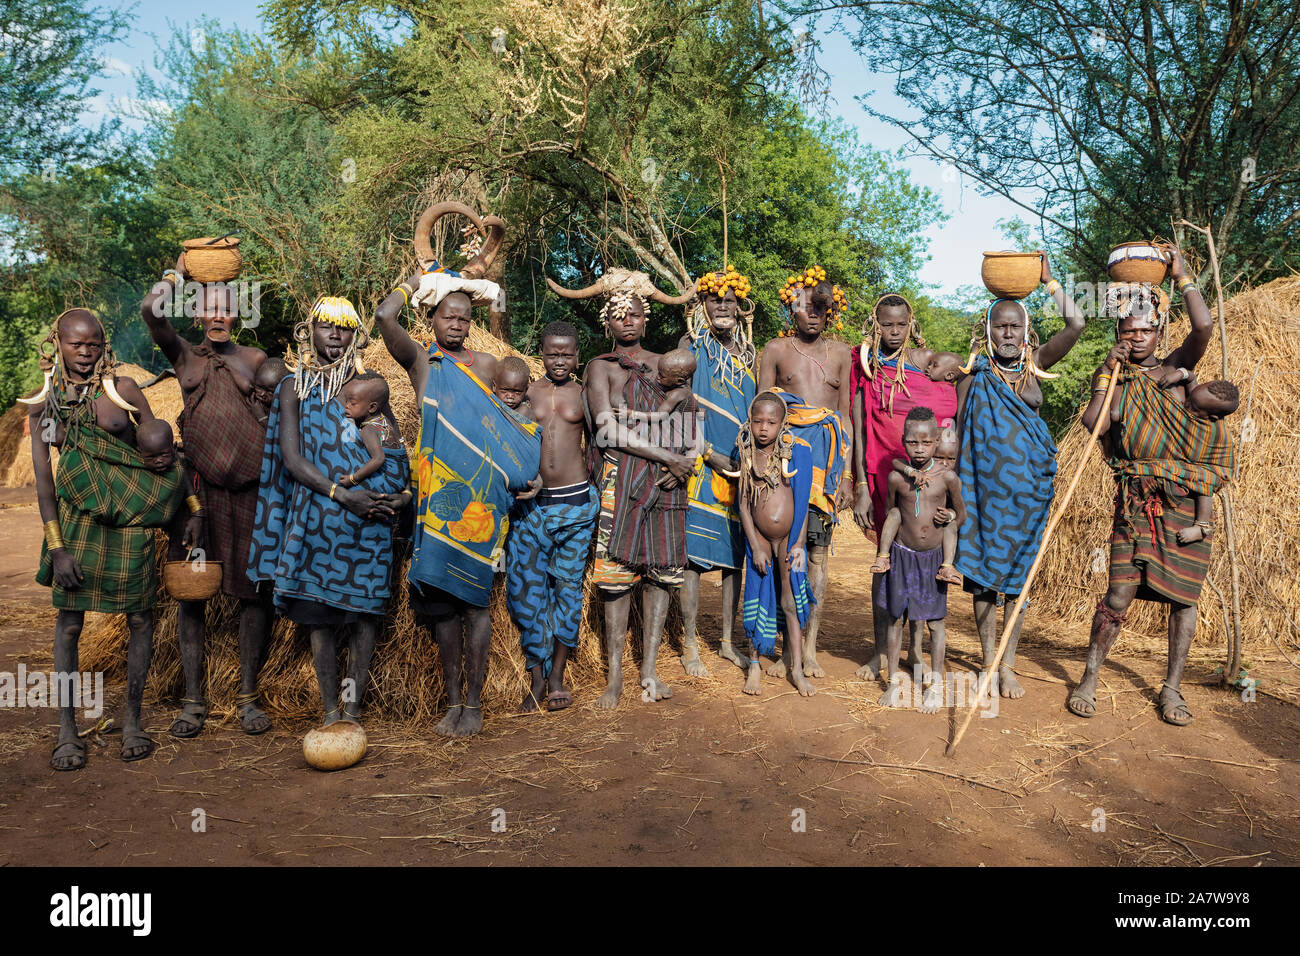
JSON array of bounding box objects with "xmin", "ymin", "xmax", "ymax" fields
[{"xmin": 981, "ymin": 250, "xmax": 1043, "ymax": 300}]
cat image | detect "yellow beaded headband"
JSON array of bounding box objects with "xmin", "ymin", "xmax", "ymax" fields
[{"xmin": 309, "ymin": 296, "xmax": 361, "ymax": 329}]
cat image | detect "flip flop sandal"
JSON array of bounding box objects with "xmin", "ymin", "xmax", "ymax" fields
[
  {"xmin": 120, "ymin": 733, "xmax": 156, "ymax": 762},
  {"xmin": 1159, "ymin": 685, "xmax": 1193, "ymax": 726},
  {"xmin": 1066, "ymin": 690, "xmax": 1097, "ymax": 718},
  {"xmin": 168, "ymin": 697, "xmax": 209, "ymax": 739},
  {"xmin": 50, "ymin": 739, "xmax": 87, "ymax": 772},
  {"xmin": 545, "ymin": 689, "xmax": 573, "ymax": 712},
  {"xmin": 236, "ymin": 693, "xmax": 272, "ymax": 735}
]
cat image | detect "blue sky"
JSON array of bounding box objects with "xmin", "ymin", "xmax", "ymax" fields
[{"xmin": 91, "ymin": 1, "xmax": 1031, "ymax": 297}]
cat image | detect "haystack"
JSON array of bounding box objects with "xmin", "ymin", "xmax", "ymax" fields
[
  {"xmin": 79, "ymin": 321, "xmax": 682, "ymax": 724},
  {"xmin": 0, "ymin": 404, "xmax": 26, "ymax": 486},
  {"xmin": 1, "ymin": 364, "xmax": 183, "ymax": 488},
  {"xmin": 1034, "ymin": 276, "xmax": 1300, "ymax": 659}
]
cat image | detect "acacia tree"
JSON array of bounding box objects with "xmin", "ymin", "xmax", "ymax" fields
[
  {"xmin": 0, "ymin": 0, "xmax": 129, "ymax": 177},
  {"xmin": 260, "ymin": 0, "xmax": 800, "ymax": 295},
  {"xmin": 115, "ymin": 3, "xmax": 939, "ymax": 359},
  {"xmin": 822, "ymin": 0, "xmax": 1300, "ymax": 286}
]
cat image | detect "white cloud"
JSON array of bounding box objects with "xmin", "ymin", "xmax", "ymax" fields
[
  {"xmin": 101, "ymin": 56, "xmax": 134, "ymax": 78},
  {"xmin": 109, "ymin": 96, "xmax": 173, "ymax": 121}
]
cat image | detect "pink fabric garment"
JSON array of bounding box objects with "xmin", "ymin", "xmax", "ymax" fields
[{"xmin": 852, "ymin": 348, "xmax": 958, "ymax": 536}]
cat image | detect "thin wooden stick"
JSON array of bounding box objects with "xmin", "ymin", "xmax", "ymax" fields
[
  {"xmin": 1176, "ymin": 219, "xmax": 1245, "ymax": 685},
  {"xmin": 798, "ymin": 752, "xmax": 1021, "ymax": 797},
  {"xmin": 1153, "ymin": 752, "xmax": 1277, "ymax": 772},
  {"xmin": 947, "ymin": 370, "xmax": 1121, "ymax": 757}
]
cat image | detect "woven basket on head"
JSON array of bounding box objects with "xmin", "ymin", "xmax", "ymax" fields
[
  {"xmin": 1107, "ymin": 242, "xmax": 1170, "ymax": 285},
  {"xmin": 981, "ymin": 251, "xmax": 1042, "ymax": 300},
  {"xmin": 182, "ymin": 237, "xmax": 242, "ymax": 282}
]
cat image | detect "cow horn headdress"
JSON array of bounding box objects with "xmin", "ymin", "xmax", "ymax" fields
[
  {"xmin": 414, "ymin": 201, "xmax": 506, "ymax": 279},
  {"xmin": 545, "ymin": 267, "xmax": 696, "ymax": 308}
]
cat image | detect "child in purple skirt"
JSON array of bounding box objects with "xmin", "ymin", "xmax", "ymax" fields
[{"xmin": 869, "ymin": 407, "xmax": 967, "ymax": 712}]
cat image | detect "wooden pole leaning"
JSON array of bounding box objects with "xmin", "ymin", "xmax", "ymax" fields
[{"xmin": 947, "ymin": 370, "xmax": 1122, "ymax": 757}]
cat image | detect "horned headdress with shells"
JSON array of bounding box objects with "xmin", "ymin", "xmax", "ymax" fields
[
  {"xmin": 19, "ymin": 308, "xmax": 138, "ymax": 414},
  {"xmin": 407, "ymin": 201, "xmax": 507, "ymax": 314},
  {"xmin": 546, "ymin": 267, "xmax": 695, "ymax": 328}
]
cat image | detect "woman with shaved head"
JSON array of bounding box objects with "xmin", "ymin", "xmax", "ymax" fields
[{"xmin": 25, "ymin": 309, "xmax": 191, "ymax": 769}]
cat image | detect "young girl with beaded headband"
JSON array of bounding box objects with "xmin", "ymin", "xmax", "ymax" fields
[
  {"xmin": 735, "ymin": 391, "xmax": 816, "ymax": 698},
  {"xmin": 248, "ymin": 292, "xmax": 409, "ymax": 730}
]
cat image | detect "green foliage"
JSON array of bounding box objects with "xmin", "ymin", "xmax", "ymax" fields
[
  {"xmin": 832, "ymin": 0, "xmax": 1300, "ymax": 287},
  {"xmin": 0, "ymin": 1, "xmax": 945, "ymax": 406},
  {"xmin": 0, "ymin": 0, "xmax": 129, "ymax": 175}
]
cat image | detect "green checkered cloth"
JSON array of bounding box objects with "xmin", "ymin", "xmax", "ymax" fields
[{"xmin": 36, "ymin": 403, "xmax": 185, "ymax": 612}]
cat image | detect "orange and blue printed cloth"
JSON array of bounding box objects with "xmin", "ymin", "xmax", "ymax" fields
[
  {"xmin": 771, "ymin": 389, "xmax": 849, "ymax": 520},
  {"xmin": 409, "ymin": 344, "xmax": 541, "ymax": 607}
]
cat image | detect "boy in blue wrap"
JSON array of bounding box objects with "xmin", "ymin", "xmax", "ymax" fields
[
  {"xmin": 739, "ymin": 392, "xmax": 816, "ymax": 698},
  {"xmin": 505, "ymin": 322, "xmax": 598, "ymax": 713}
]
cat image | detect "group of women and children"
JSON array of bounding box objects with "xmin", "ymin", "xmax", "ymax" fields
[{"xmin": 25, "ymin": 217, "xmax": 1236, "ymax": 770}]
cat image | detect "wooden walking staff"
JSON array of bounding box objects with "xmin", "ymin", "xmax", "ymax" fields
[
  {"xmin": 946, "ymin": 370, "xmax": 1121, "ymax": 758},
  {"xmin": 1174, "ymin": 219, "xmax": 1245, "ymax": 687}
]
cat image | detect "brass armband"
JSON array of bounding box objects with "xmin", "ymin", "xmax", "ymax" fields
[
  {"xmin": 44, "ymin": 520, "xmax": 64, "ymax": 551},
  {"xmin": 186, "ymin": 494, "xmax": 203, "ymax": 515}
]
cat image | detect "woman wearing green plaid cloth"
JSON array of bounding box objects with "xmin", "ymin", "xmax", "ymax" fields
[{"xmin": 24, "ymin": 309, "xmax": 197, "ymax": 771}]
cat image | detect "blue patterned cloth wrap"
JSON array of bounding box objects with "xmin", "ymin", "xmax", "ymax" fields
[
  {"xmin": 954, "ymin": 355, "xmax": 1058, "ymax": 596},
  {"xmin": 409, "ymin": 344, "xmax": 541, "ymax": 607},
  {"xmin": 248, "ymin": 376, "xmax": 410, "ymax": 616},
  {"xmin": 506, "ymin": 484, "xmax": 600, "ymax": 675},
  {"xmin": 685, "ymin": 332, "xmax": 755, "ymax": 570},
  {"xmin": 742, "ymin": 435, "xmax": 815, "ymax": 657}
]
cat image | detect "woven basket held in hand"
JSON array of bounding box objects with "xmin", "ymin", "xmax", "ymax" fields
[
  {"xmin": 981, "ymin": 251, "xmax": 1042, "ymax": 300},
  {"xmin": 163, "ymin": 554, "xmax": 223, "ymax": 601},
  {"xmin": 182, "ymin": 237, "xmax": 242, "ymax": 282},
  {"xmin": 1107, "ymin": 242, "xmax": 1170, "ymax": 285}
]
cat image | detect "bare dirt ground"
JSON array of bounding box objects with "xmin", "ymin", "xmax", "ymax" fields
[{"xmin": 1, "ymin": 485, "xmax": 1295, "ymax": 866}]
